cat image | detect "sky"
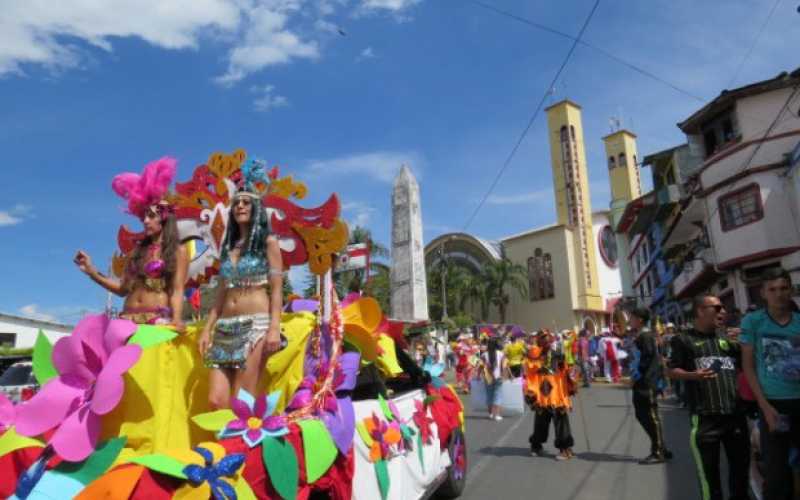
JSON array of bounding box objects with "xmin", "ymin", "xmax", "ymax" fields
[{"xmin": 0, "ymin": 0, "xmax": 798, "ymax": 323}]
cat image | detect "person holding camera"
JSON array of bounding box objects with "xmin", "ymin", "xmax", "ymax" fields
[{"xmin": 667, "ymin": 294, "xmax": 749, "ymax": 500}]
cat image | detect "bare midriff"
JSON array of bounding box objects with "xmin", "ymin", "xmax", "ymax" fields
[
  {"xmin": 123, "ymin": 286, "xmax": 169, "ymax": 311},
  {"xmin": 220, "ymin": 286, "xmax": 270, "ymax": 318}
]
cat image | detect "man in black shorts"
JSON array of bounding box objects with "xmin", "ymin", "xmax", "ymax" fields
[{"xmin": 667, "ymin": 294, "xmax": 749, "ymax": 500}]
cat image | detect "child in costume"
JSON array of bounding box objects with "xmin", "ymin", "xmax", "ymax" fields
[
  {"xmin": 525, "ymin": 330, "xmax": 576, "ymax": 461},
  {"xmin": 198, "ymin": 159, "xmax": 285, "ymax": 410},
  {"xmin": 73, "ymin": 157, "xmax": 210, "ymax": 457}
]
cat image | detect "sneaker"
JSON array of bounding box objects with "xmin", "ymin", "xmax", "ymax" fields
[
  {"xmin": 638, "ymin": 454, "xmax": 665, "ymax": 465},
  {"xmin": 494, "ymin": 415, "xmax": 504, "ymax": 421},
  {"xmin": 555, "ymin": 450, "xmax": 572, "ymax": 461},
  {"xmin": 663, "ymin": 450, "xmax": 673, "ymax": 460},
  {"xmin": 530, "ymin": 446, "xmax": 545, "ymax": 457}
]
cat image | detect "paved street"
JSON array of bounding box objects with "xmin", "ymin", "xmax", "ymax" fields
[{"xmin": 459, "ymin": 384, "xmax": 704, "ymax": 500}]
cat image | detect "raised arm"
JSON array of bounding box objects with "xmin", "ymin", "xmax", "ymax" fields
[{"xmin": 74, "ymin": 250, "xmax": 127, "ymax": 297}]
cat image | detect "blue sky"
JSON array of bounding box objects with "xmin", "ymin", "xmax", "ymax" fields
[{"xmin": 1, "ymin": 0, "xmax": 798, "ymax": 323}]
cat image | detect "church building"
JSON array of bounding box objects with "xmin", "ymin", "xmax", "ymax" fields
[{"xmin": 425, "ymin": 100, "xmax": 638, "ymax": 333}]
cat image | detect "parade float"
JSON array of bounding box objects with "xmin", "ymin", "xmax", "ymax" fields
[{"xmin": 0, "ymin": 150, "xmax": 466, "ymax": 500}]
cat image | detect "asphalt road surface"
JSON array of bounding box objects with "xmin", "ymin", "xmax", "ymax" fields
[{"xmin": 458, "ymin": 383, "xmax": 712, "ymax": 500}]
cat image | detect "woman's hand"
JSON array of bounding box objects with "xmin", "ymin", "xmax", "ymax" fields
[
  {"xmin": 74, "ymin": 250, "xmax": 97, "ymax": 276},
  {"xmin": 198, "ymin": 329, "xmax": 211, "ymax": 357},
  {"xmin": 171, "ymin": 320, "xmax": 186, "ymax": 335},
  {"xmin": 264, "ymin": 325, "xmax": 282, "ymax": 354},
  {"xmin": 761, "ymin": 403, "xmax": 781, "ymax": 433}
]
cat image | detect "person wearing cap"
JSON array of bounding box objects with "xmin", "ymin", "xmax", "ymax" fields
[{"xmin": 629, "ymin": 306, "xmax": 672, "ymax": 464}]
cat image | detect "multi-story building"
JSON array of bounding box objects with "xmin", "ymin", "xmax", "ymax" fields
[{"xmin": 660, "ymin": 68, "xmax": 800, "ymax": 315}]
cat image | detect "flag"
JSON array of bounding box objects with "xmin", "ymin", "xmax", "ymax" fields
[{"xmin": 335, "ymin": 243, "xmax": 370, "ymax": 273}]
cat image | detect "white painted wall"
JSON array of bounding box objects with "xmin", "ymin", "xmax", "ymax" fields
[
  {"xmin": 592, "ymin": 212, "xmax": 623, "ymax": 304},
  {"xmin": 0, "ymin": 315, "xmax": 73, "ymax": 349}
]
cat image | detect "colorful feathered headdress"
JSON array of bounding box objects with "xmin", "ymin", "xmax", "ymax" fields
[
  {"xmin": 236, "ymin": 158, "xmax": 269, "ymax": 198},
  {"xmin": 111, "ymin": 157, "xmax": 176, "ymax": 219}
]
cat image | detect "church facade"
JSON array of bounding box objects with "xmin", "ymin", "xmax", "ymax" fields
[{"xmin": 425, "ymin": 100, "xmax": 637, "ymax": 333}]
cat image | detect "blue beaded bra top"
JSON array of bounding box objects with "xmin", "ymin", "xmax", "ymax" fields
[{"xmin": 220, "ymin": 253, "xmax": 269, "ymax": 289}]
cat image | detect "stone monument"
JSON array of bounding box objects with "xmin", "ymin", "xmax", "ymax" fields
[{"xmin": 390, "ymin": 165, "xmax": 429, "ymax": 321}]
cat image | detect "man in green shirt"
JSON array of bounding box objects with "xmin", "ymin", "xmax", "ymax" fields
[{"xmin": 741, "ymin": 268, "xmax": 800, "ymax": 500}]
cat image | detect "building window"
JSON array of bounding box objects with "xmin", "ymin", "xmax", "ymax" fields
[
  {"xmin": 608, "ymin": 156, "xmax": 616, "ymax": 169},
  {"xmin": 598, "ymin": 225, "xmax": 618, "ymax": 267},
  {"xmin": 633, "ymin": 154, "xmax": 638, "ymax": 167},
  {"xmin": 718, "ymin": 183, "xmax": 763, "ymax": 231},
  {"xmin": 570, "ymin": 125, "xmax": 576, "ymax": 141},
  {"xmin": 560, "ymin": 125, "xmax": 568, "ymax": 142},
  {"xmin": 700, "ymin": 109, "xmax": 739, "ymax": 158},
  {"xmin": 618, "ymin": 153, "xmax": 627, "ymax": 168},
  {"xmin": 528, "ymin": 248, "xmax": 555, "ymax": 301},
  {"xmin": 0, "ymin": 333, "xmax": 15, "ymax": 347}
]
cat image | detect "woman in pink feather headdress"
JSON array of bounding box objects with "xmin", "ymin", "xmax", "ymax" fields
[{"xmin": 73, "ymin": 156, "xmax": 189, "ymax": 328}]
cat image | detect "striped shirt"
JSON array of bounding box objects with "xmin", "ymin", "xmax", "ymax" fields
[{"xmin": 668, "ymin": 329, "xmax": 741, "ymax": 415}]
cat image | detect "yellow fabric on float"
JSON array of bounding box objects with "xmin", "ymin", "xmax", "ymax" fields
[
  {"xmin": 101, "ymin": 325, "xmax": 213, "ymax": 464},
  {"xmin": 261, "ymin": 311, "xmax": 316, "ymax": 413}
]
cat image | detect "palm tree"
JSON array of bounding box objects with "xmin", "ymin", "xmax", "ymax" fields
[
  {"xmin": 483, "ymin": 258, "xmax": 528, "ymax": 323},
  {"xmin": 459, "ymin": 271, "xmax": 491, "ymax": 321}
]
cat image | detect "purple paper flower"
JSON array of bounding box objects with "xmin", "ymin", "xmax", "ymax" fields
[
  {"xmin": 288, "ymin": 351, "xmax": 360, "ymax": 454},
  {"xmin": 220, "ymin": 389, "xmax": 288, "ymax": 447},
  {"xmin": 15, "ymin": 315, "xmax": 141, "ymax": 461}
]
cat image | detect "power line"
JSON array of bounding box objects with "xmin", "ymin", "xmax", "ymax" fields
[
  {"xmin": 462, "ymin": 0, "xmax": 601, "ymax": 231},
  {"xmin": 471, "ymin": 0, "xmax": 706, "ymax": 103},
  {"xmin": 727, "ymin": 0, "xmax": 783, "ymax": 89}
]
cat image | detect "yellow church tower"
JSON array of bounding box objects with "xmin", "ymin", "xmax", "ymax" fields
[
  {"xmin": 602, "ymin": 129, "xmax": 642, "ymax": 203},
  {"xmin": 545, "ymin": 100, "xmax": 603, "ymax": 311}
]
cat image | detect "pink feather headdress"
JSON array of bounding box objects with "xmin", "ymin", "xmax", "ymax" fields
[{"xmin": 111, "ymin": 157, "xmax": 177, "ymax": 219}]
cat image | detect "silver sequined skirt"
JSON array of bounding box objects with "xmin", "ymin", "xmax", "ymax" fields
[{"xmin": 205, "ymin": 313, "xmax": 270, "ymax": 370}]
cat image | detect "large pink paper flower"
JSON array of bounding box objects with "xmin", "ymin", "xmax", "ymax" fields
[
  {"xmin": 0, "ymin": 392, "xmax": 14, "ymax": 433},
  {"xmin": 15, "ymin": 315, "xmax": 141, "ymax": 461}
]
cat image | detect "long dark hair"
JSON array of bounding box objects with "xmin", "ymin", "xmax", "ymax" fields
[
  {"xmin": 487, "ymin": 338, "xmax": 500, "ymax": 371},
  {"xmin": 128, "ymin": 213, "xmax": 179, "ymax": 289},
  {"xmin": 220, "ymin": 196, "xmax": 271, "ymax": 261}
]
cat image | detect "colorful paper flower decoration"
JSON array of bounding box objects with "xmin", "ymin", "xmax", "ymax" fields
[
  {"xmin": 359, "ymin": 412, "xmax": 402, "ymax": 463},
  {"xmin": 0, "ymin": 392, "xmax": 14, "ymax": 434},
  {"xmin": 15, "ymin": 315, "xmax": 141, "ymax": 461},
  {"xmin": 412, "ymin": 400, "xmax": 434, "ymax": 445},
  {"xmin": 220, "ymin": 389, "xmax": 288, "ymax": 448},
  {"xmin": 182, "ymin": 445, "xmax": 245, "ymax": 500},
  {"xmin": 287, "ymin": 351, "xmax": 360, "ymax": 455}
]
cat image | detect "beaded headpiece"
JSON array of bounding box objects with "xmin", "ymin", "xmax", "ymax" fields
[
  {"xmin": 235, "ymin": 158, "xmax": 269, "ymax": 200},
  {"xmin": 111, "ymin": 157, "xmax": 176, "ymax": 220}
]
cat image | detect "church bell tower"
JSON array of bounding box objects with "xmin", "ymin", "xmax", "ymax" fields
[{"xmin": 545, "ymin": 100, "xmax": 602, "ymax": 311}]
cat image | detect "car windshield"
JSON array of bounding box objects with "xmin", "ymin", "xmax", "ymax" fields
[{"xmin": 0, "ymin": 365, "xmax": 33, "ymax": 386}]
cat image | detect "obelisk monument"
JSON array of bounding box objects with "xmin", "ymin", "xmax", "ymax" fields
[{"xmin": 390, "ymin": 165, "xmax": 429, "ymax": 321}]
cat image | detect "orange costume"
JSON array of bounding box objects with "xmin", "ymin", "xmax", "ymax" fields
[{"xmin": 523, "ymin": 345, "xmax": 573, "ymax": 411}]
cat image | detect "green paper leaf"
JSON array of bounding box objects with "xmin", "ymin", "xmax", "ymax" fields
[
  {"xmin": 378, "ymin": 395, "xmax": 393, "ymax": 421},
  {"xmin": 375, "ymin": 459, "xmax": 390, "ymax": 500},
  {"xmin": 191, "ymin": 409, "xmax": 237, "ymax": 431},
  {"xmin": 416, "ymin": 433, "xmax": 425, "ymax": 473},
  {"xmin": 127, "ymin": 324, "xmax": 177, "ymax": 348},
  {"xmin": 422, "ymin": 395, "xmax": 440, "ymax": 407},
  {"xmin": 33, "ymin": 331, "xmax": 57, "ymax": 385},
  {"xmin": 56, "ymin": 437, "xmax": 127, "ymax": 485},
  {"xmin": 0, "ymin": 427, "xmax": 43, "ymax": 458},
  {"xmin": 400, "ymin": 424, "xmax": 414, "ymax": 442},
  {"xmin": 297, "ymin": 419, "xmax": 338, "ymax": 484},
  {"xmin": 262, "ymin": 436, "xmax": 298, "ymax": 500},
  {"xmin": 128, "ymin": 453, "xmax": 187, "ymax": 479},
  {"xmin": 355, "ymin": 421, "xmax": 373, "ymax": 448}
]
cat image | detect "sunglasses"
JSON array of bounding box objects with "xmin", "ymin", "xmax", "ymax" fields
[
  {"xmin": 233, "ymin": 198, "xmax": 252, "ymax": 207},
  {"xmin": 704, "ymin": 304, "xmax": 725, "ymax": 312}
]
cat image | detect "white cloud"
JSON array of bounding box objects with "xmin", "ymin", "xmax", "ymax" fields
[
  {"xmin": 342, "ymin": 200, "xmax": 377, "ymax": 228},
  {"xmin": 0, "ymin": 204, "xmax": 34, "ymax": 226},
  {"xmin": 356, "ymin": 46, "xmax": 376, "ymax": 62},
  {"xmin": 307, "ymin": 150, "xmax": 424, "ymax": 183},
  {"xmin": 19, "ymin": 304, "xmax": 58, "ymax": 322},
  {"xmin": 359, "ymin": 0, "xmax": 421, "ymax": 13},
  {"xmin": 214, "ymin": 3, "xmax": 320, "ymax": 86},
  {"xmin": 485, "ymin": 190, "xmax": 550, "ymax": 205},
  {"xmin": 0, "ymin": 0, "xmax": 384, "ymax": 82},
  {"xmin": 251, "ymin": 84, "xmax": 289, "ymax": 111}
]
